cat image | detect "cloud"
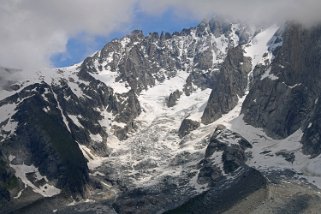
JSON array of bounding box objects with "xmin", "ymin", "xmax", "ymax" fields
[
  {"xmin": 138, "ymin": 0, "xmax": 321, "ymax": 26},
  {"xmin": 0, "ymin": 0, "xmax": 321, "ymax": 70},
  {"xmin": 0, "ymin": 0, "xmax": 135, "ymax": 70}
]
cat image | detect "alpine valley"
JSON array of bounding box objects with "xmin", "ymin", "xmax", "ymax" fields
[{"xmin": 1, "ymin": 18, "xmax": 321, "ymax": 213}]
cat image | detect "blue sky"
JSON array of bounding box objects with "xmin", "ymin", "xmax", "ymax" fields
[{"xmin": 51, "ymin": 9, "xmax": 200, "ymax": 67}]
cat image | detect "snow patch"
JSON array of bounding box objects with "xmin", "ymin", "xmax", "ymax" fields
[
  {"xmin": 52, "ymin": 90, "xmax": 71, "ymax": 132},
  {"xmin": 90, "ymin": 69, "xmax": 130, "ymax": 94},
  {"xmin": 9, "ymin": 156, "xmax": 61, "ymax": 197},
  {"xmin": 13, "ymin": 189, "xmax": 25, "ymax": 199},
  {"xmin": 261, "ymin": 67, "xmax": 279, "ymax": 80},
  {"xmin": 68, "ymin": 114, "xmax": 84, "ymax": 128},
  {"xmin": 90, "ymin": 133, "xmax": 103, "ymax": 143},
  {"xmin": 0, "ymin": 103, "xmax": 18, "ymax": 140},
  {"xmin": 244, "ymin": 25, "xmax": 279, "ymax": 70},
  {"xmin": 78, "ymin": 144, "xmax": 108, "ymax": 170}
]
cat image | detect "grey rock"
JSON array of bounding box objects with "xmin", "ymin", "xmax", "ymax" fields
[
  {"xmin": 276, "ymin": 150, "xmax": 295, "ymax": 163},
  {"xmin": 194, "ymin": 49, "xmax": 214, "ymax": 70},
  {"xmin": 167, "ymin": 90, "xmax": 181, "ymax": 107},
  {"xmin": 301, "ymin": 95, "xmax": 321, "ymax": 157},
  {"xmin": 178, "ymin": 118, "xmax": 200, "ymax": 138},
  {"xmin": 243, "ymin": 79, "xmax": 312, "ymax": 138},
  {"xmin": 198, "ymin": 128, "xmax": 252, "ymax": 185},
  {"xmin": 201, "ymin": 46, "xmax": 251, "ymax": 124}
]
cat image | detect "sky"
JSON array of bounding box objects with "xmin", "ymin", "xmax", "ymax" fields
[{"xmin": 1, "ymin": 0, "xmax": 321, "ymax": 70}]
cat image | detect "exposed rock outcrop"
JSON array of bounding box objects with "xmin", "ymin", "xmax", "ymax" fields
[
  {"xmin": 167, "ymin": 90, "xmax": 181, "ymax": 107},
  {"xmin": 201, "ymin": 46, "xmax": 251, "ymax": 124},
  {"xmin": 198, "ymin": 127, "xmax": 252, "ymax": 185},
  {"xmin": 178, "ymin": 118, "xmax": 200, "ymax": 138}
]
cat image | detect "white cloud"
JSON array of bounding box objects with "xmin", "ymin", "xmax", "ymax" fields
[
  {"xmin": 0, "ymin": 0, "xmax": 135, "ymax": 70},
  {"xmin": 0, "ymin": 0, "xmax": 321, "ymax": 70},
  {"xmin": 138, "ymin": 0, "xmax": 321, "ymax": 26}
]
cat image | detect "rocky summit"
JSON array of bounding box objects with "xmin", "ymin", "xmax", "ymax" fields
[{"xmin": 1, "ymin": 18, "xmax": 321, "ymax": 213}]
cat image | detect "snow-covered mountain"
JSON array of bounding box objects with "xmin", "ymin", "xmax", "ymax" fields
[{"xmin": 1, "ymin": 18, "xmax": 321, "ymax": 213}]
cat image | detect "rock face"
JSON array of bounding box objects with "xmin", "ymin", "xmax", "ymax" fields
[
  {"xmin": 201, "ymin": 46, "xmax": 251, "ymax": 124},
  {"xmin": 242, "ymin": 24, "xmax": 311, "ymax": 138},
  {"xmin": 0, "ymin": 151, "xmax": 15, "ymax": 209},
  {"xmin": 301, "ymin": 98, "xmax": 321, "ymax": 157},
  {"xmin": 1, "ymin": 83, "xmax": 89, "ymax": 196},
  {"xmin": 178, "ymin": 118, "xmax": 200, "ymax": 138},
  {"xmin": 241, "ymin": 23, "xmax": 321, "ymax": 156}
]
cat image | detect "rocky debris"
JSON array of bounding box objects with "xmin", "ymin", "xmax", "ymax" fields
[
  {"xmin": 111, "ymin": 178, "xmax": 197, "ymax": 214},
  {"xmin": 275, "ymin": 151, "xmax": 295, "ymax": 163},
  {"xmin": 167, "ymin": 90, "xmax": 181, "ymax": 107},
  {"xmin": 165, "ymin": 167, "xmax": 267, "ymax": 214},
  {"xmin": 201, "ymin": 46, "xmax": 251, "ymax": 124},
  {"xmin": 178, "ymin": 118, "xmax": 200, "ymax": 138},
  {"xmin": 197, "ymin": 159, "xmax": 223, "ymax": 185}
]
